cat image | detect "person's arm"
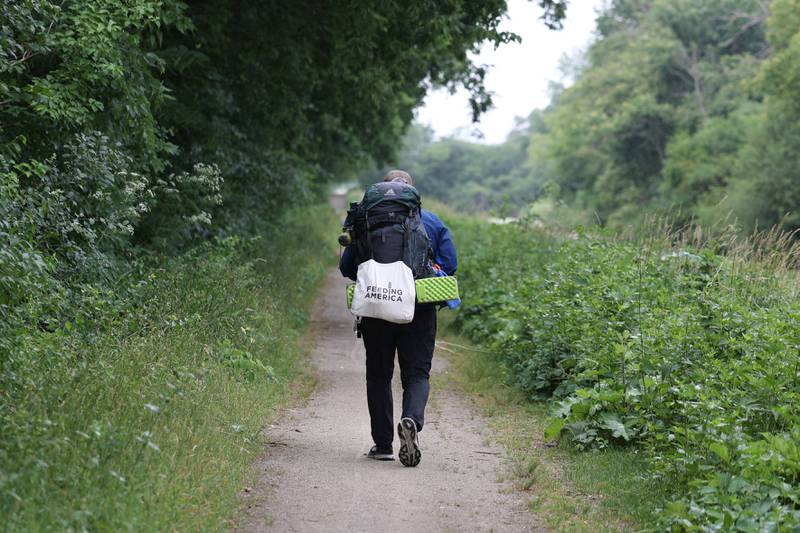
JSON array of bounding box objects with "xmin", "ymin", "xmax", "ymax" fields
[
  {"xmin": 339, "ymin": 245, "xmax": 358, "ymax": 281},
  {"xmin": 423, "ymin": 210, "xmax": 458, "ymax": 275},
  {"xmin": 436, "ymin": 224, "xmax": 458, "ymax": 276}
]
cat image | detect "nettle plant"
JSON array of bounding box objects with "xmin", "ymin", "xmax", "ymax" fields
[{"xmin": 454, "ymin": 219, "xmax": 800, "ymax": 530}]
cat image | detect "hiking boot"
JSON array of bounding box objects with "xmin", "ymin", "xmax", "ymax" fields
[
  {"xmin": 397, "ymin": 417, "xmax": 421, "ymax": 467},
  {"xmin": 367, "ymin": 444, "xmax": 394, "ymax": 461}
]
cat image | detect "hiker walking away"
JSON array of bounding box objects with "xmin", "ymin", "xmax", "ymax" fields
[{"xmin": 339, "ymin": 170, "xmax": 457, "ymax": 467}]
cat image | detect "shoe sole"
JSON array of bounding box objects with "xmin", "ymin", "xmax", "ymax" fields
[{"xmin": 397, "ymin": 418, "xmax": 421, "ymax": 467}]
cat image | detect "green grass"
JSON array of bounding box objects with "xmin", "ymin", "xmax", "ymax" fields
[
  {"xmin": 437, "ymin": 319, "xmax": 671, "ymax": 531},
  {"xmin": 1, "ymin": 204, "xmax": 338, "ymax": 531}
]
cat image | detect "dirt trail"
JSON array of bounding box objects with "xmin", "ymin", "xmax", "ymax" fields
[{"xmin": 237, "ymin": 269, "xmax": 542, "ymax": 532}]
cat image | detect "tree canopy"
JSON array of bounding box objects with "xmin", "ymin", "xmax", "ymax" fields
[
  {"xmin": 388, "ymin": 0, "xmax": 800, "ymax": 234},
  {"xmin": 0, "ymin": 0, "xmax": 568, "ymax": 360}
]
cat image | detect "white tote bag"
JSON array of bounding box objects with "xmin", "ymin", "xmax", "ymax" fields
[{"xmin": 350, "ymin": 259, "xmax": 416, "ymax": 323}]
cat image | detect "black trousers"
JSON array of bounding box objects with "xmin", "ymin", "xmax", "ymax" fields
[{"xmin": 361, "ymin": 305, "xmax": 437, "ymax": 448}]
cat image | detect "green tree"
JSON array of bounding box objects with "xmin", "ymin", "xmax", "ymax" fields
[
  {"xmin": 520, "ymin": 0, "xmax": 769, "ymax": 226},
  {"xmin": 1, "ymin": 0, "xmax": 569, "ymax": 354},
  {"xmin": 723, "ymin": 0, "xmax": 800, "ymax": 231},
  {"xmin": 361, "ymin": 121, "xmax": 536, "ymax": 214}
]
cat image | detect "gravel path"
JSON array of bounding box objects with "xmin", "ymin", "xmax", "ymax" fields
[{"xmin": 237, "ymin": 269, "xmax": 542, "ymax": 532}]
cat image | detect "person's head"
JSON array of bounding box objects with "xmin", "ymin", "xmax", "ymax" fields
[{"xmin": 382, "ymin": 169, "xmax": 413, "ymax": 186}]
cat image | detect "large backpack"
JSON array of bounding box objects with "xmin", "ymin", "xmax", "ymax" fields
[{"xmin": 344, "ymin": 181, "xmax": 436, "ymax": 279}]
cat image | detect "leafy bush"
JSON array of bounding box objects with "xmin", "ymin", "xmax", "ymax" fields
[
  {"xmin": 15, "ymin": 133, "xmax": 149, "ymax": 276},
  {"xmin": 452, "ymin": 216, "xmax": 800, "ymax": 530},
  {"xmin": 0, "ymin": 204, "xmax": 335, "ymax": 530},
  {"xmin": 0, "ymin": 132, "xmax": 222, "ymax": 370}
]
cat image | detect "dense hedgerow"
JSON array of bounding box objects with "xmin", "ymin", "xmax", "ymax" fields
[
  {"xmin": 0, "ymin": 205, "xmax": 336, "ymax": 530},
  {"xmin": 452, "ymin": 217, "xmax": 800, "ymax": 531}
]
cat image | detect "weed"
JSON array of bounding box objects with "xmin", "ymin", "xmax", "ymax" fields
[
  {"xmin": 438, "ymin": 321, "xmax": 664, "ymax": 530},
  {"xmin": 446, "ymin": 212, "xmax": 800, "ymax": 530},
  {"xmin": 0, "ymin": 204, "xmax": 338, "ymax": 530}
]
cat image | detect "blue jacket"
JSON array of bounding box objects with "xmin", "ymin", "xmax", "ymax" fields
[{"xmin": 339, "ymin": 209, "xmax": 458, "ymax": 281}]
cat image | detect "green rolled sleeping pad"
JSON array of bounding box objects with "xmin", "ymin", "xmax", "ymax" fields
[
  {"xmin": 346, "ymin": 276, "xmax": 459, "ymax": 308},
  {"xmin": 415, "ymin": 276, "xmax": 459, "ymax": 303}
]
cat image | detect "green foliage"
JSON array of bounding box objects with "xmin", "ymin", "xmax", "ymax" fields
[
  {"xmin": 531, "ymin": 0, "xmax": 769, "ymax": 227},
  {"xmin": 452, "ymin": 216, "xmax": 800, "ymax": 530},
  {"xmin": 531, "ymin": 0, "xmax": 800, "ymax": 233},
  {"xmin": 0, "ymin": 0, "xmax": 570, "ymax": 528},
  {"xmin": 723, "ymin": 0, "xmax": 800, "ymax": 231},
  {"xmin": 0, "ymin": 204, "xmax": 335, "ymax": 530},
  {"xmin": 1, "ymin": 0, "xmax": 554, "ymax": 361},
  {"xmin": 163, "ymin": 0, "xmax": 528, "ymax": 193},
  {"xmin": 440, "ymin": 318, "xmax": 669, "ymax": 529},
  {"xmin": 1, "ymin": 0, "xmax": 187, "ymax": 170},
  {"xmin": 0, "ymin": 0, "xmax": 221, "ymax": 369},
  {"xmin": 393, "ymin": 1, "xmax": 800, "ymax": 236},
  {"xmin": 359, "ymin": 123, "xmax": 538, "ymax": 215}
]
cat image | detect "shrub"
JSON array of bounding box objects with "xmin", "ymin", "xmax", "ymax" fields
[
  {"xmin": 452, "ymin": 216, "xmax": 800, "ymax": 530},
  {"xmin": 0, "ymin": 203, "xmax": 335, "ymax": 530}
]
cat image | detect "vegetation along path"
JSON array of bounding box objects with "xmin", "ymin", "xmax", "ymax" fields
[{"xmin": 237, "ymin": 269, "xmax": 542, "ymax": 532}]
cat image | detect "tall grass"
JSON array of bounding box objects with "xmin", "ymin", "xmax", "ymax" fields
[{"xmin": 1, "ymin": 205, "xmax": 337, "ymax": 530}]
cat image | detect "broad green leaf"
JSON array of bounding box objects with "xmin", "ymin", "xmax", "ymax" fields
[
  {"xmin": 544, "ymin": 418, "xmax": 565, "ymax": 440},
  {"xmin": 708, "ymin": 442, "xmax": 730, "ymax": 463}
]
